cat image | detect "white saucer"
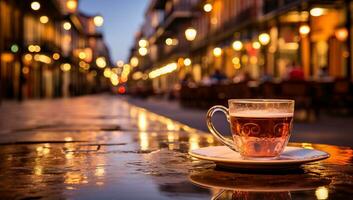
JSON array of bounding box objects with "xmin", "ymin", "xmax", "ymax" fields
[{"xmin": 189, "ymin": 146, "xmax": 330, "ymax": 170}]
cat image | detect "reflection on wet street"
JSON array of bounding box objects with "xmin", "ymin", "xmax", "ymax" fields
[{"xmin": 0, "ymin": 95, "xmax": 352, "ymax": 199}]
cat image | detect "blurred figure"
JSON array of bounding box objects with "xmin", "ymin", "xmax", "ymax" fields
[
  {"xmin": 233, "ymin": 71, "xmax": 253, "ymax": 83},
  {"xmin": 287, "ymin": 61, "xmax": 304, "ymax": 80},
  {"xmin": 201, "ymin": 75, "xmax": 212, "ymax": 86},
  {"xmin": 210, "ymin": 69, "xmax": 227, "ymax": 83},
  {"xmin": 318, "ymin": 67, "xmax": 333, "ymax": 82},
  {"xmin": 181, "ymin": 73, "xmax": 195, "ymax": 87}
]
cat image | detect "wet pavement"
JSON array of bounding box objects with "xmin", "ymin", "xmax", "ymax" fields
[{"xmin": 0, "ymin": 95, "xmax": 352, "ymax": 199}]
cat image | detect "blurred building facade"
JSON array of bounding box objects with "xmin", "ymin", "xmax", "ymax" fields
[
  {"xmin": 127, "ymin": 0, "xmax": 353, "ymax": 95},
  {"xmin": 0, "ymin": 0, "xmax": 111, "ymax": 101}
]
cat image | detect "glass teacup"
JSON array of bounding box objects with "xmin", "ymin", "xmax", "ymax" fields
[{"xmin": 206, "ymin": 99, "xmax": 295, "ymax": 159}]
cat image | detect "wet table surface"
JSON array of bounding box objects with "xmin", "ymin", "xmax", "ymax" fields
[{"xmin": 0, "ymin": 95, "xmax": 352, "ymax": 200}]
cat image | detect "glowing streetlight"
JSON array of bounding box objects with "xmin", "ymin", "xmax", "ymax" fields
[
  {"xmin": 232, "ymin": 57, "xmax": 240, "ymax": 64},
  {"xmin": 138, "ymin": 47, "xmax": 148, "ymax": 56},
  {"xmin": 117, "ymin": 60, "xmax": 124, "ymax": 67},
  {"xmin": 130, "ymin": 56, "xmax": 139, "ymax": 67},
  {"xmin": 185, "ymin": 28, "xmax": 197, "ymax": 41},
  {"xmin": 310, "ymin": 7, "xmax": 325, "ymax": 17},
  {"xmin": 232, "ymin": 40, "xmax": 243, "ymax": 51},
  {"xmin": 66, "ymin": 0, "xmax": 78, "ymax": 12},
  {"xmin": 335, "ymin": 28, "xmax": 348, "ymax": 41},
  {"xmin": 104, "ymin": 68, "xmax": 112, "ymax": 78},
  {"xmin": 299, "ymin": 25, "xmax": 310, "ymax": 35},
  {"xmin": 93, "ymin": 15, "xmax": 104, "ymax": 27},
  {"xmin": 63, "ymin": 22, "xmax": 71, "ymax": 30},
  {"xmin": 183, "ymin": 58, "xmax": 191, "ymax": 66},
  {"xmin": 96, "ymin": 57, "xmax": 107, "ymax": 68},
  {"xmin": 213, "ymin": 47, "xmax": 222, "ymax": 57},
  {"xmin": 31, "ymin": 1, "xmax": 40, "ymax": 11},
  {"xmin": 258, "ymin": 33, "xmax": 270, "ymax": 45},
  {"xmin": 165, "ymin": 38, "xmax": 173, "ymax": 46},
  {"xmin": 52, "ymin": 53, "xmax": 60, "ymax": 60},
  {"xmin": 78, "ymin": 51, "xmax": 87, "ymax": 59},
  {"xmin": 138, "ymin": 38, "xmax": 148, "ymax": 48},
  {"xmin": 203, "ymin": 3, "xmax": 213, "ymax": 12},
  {"xmin": 60, "ymin": 63, "xmax": 71, "ymax": 72},
  {"xmin": 40, "ymin": 16, "xmax": 49, "ymax": 24},
  {"xmin": 252, "ymin": 41, "xmax": 261, "ymax": 49}
]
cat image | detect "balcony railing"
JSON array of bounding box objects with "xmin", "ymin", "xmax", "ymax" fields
[{"xmin": 164, "ymin": 0, "xmax": 196, "ymax": 22}]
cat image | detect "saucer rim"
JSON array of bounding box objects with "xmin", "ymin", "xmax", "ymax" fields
[
  {"xmin": 188, "ymin": 176, "xmax": 320, "ymax": 192},
  {"xmin": 189, "ymin": 146, "xmax": 330, "ymax": 165}
]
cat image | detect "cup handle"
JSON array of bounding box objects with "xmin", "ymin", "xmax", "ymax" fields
[{"xmin": 206, "ymin": 105, "xmax": 237, "ymax": 152}]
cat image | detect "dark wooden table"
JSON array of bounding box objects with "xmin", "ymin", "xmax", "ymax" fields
[{"xmin": 0, "ymin": 96, "xmax": 352, "ymax": 199}]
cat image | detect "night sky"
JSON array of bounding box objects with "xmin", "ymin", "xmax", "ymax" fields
[{"xmin": 79, "ymin": 0, "xmax": 148, "ymax": 63}]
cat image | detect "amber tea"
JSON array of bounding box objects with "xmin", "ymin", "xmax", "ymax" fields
[{"xmin": 230, "ymin": 111, "xmax": 293, "ymax": 158}]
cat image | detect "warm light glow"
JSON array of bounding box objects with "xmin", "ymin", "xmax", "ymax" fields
[
  {"xmin": 110, "ymin": 73, "xmax": 119, "ymax": 86},
  {"xmin": 252, "ymin": 41, "xmax": 261, "ymax": 49},
  {"xmin": 183, "ymin": 58, "xmax": 191, "ymax": 66},
  {"xmin": 61, "ymin": 63, "xmax": 71, "ymax": 72},
  {"xmin": 138, "ymin": 47, "xmax": 148, "ymax": 56},
  {"xmin": 103, "ymin": 68, "xmax": 112, "ymax": 78},
  {"xmin": 24, "ymin": 54, "xmax": 33, "ymax": 62},
  {"xmin": 258, "ymin": 33, "xmax": 270, "ymax": 45},
  {"xmin": 250, "ymin": 56, "xmax": 258, "ymax": 64},
  {"xmin": 132, "ymin": 72, "xmax": 143, "ymax": 80},
  {"xmin": 66, "ymin": 0, "xmax": 78, "ymax": 12},
  {"xmin": 39, "ymin": 16, "xmax": 49, "ymax": 24},
  {"xmin": 28, "ymin": 45, "xmax": 41, "ymax": 53},
  {"xmin": 1, "ymin": 53, "xmax": 14, "ymax": 62},
  {"xmin": 63, "ymin": 22, "xmax": 72, "ymax": 30},
  {"xmin": 138, "ymin": 39, "xmax": 148, "ymax": 48},
  {"xmin": 189, "ymin": 134, "xmax": 200, "ymax": 150},
  {"xmin": 31, "ymin": 1, "xmax": 40, "ymax": 10},
  {"xmin": 299, "ymin": 25, "xmax": 310, "ymax": 35},
  {"xmin": 203, "ymin": 3, "xmax": 213, "ymax": 12},
  {"xmin": 149, "ymin": 63, "xmax": 177, "ymax": 79},
  {"xmin": 52, "ymin": 53, "xmax": 60, "ymax": 60},
  {"xmin": 22, "ymin": 66, "xmax": 30, "ymax": 74},
  {"xmin": 34, "ymin": 45, "xmax": 41, "ymax": 52},
  {"xmin": 96, "ymin": 57, "xmax": 107, "ymax": 68},
  {"xmin": 335, "ymin": 28, "xmax": 348, "ymax": 41},
  {"xmin": 213, "ymin": 47, "xmax": 222, "ymax": 57},
  {"xmin": 232, "ymin": 40, "xmax": 243, "ymax": 51},
  {"xmin": 138, "ymin": 111, "xmax": 148, "ymax": 131},
  {"xmin": 34, "ymin": 54, "xmax": 52, "ymax": 64},
  {"xmin": 93, "ymin": 15, "xmax": 104, "ymax": 27},
  {"xmin": 95, "ymin": 166, "xmax": 105, "ymax": 177},
  {"xmin": 165, "ymin": 38, "xmax": 173, "ymax": 46},
  {"xmin": 315, "ymin": 186, "xmax": 329, "ymax": 200},
  {"xmin": 78, "ymin": 51, "xmax": 87, "ymax": 59},
  {"xmin": 28, "ymin": 45, "xmax": 35, "ymax": 52},
  {"xmin": 310, "ymin": 7, "xmax": 326, "ymax": 17},
  {"xmin": 232, "ymin": 57, "xmax": 240, "ymax": 65},
  {"xmin": 117, "ymin": 60, "xmax": 124, "ymax": 67},
  {"xmin": 139, "ymin": 131, "xmax": 149, "ymax": 151},
  {"xmin": 185, "ymin": 28, "xmax": 197, "ymax": 41},
  {"xmin": 130, "ymin": 56, "xmax": 139, "ymax": 67},
  {"xmin": 118, "ymin": 86, "xmax": 126, "ymax": 94},
  {"xmin": 165, "ymin": 38, "xmax": 178, "ymax": 46},
  {"xmin": 232, "ymin": 57, "xmax": 241, "ymax": 69}
]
